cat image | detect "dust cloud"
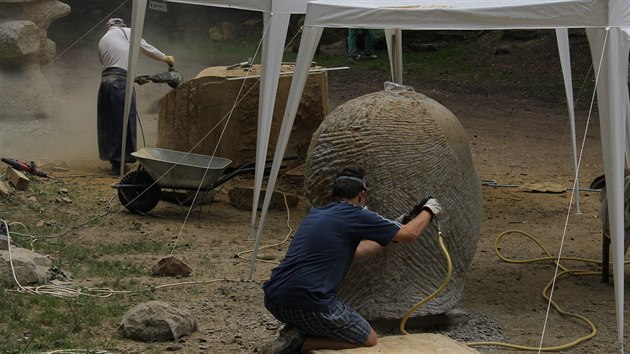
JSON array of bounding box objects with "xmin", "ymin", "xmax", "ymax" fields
[{"xmin": 0, "ymin": 3, "xmax": 264, "ymax": 171}]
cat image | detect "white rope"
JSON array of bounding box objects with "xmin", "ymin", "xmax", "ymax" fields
[
  {"xmin": 2, "ymin": 219, "xmax": 124, "ymax": 299},
  {"xmin": 537, "ymin": 28, "xmax": 609, "ymax": 354},
  {"xmin": 235, "ymin": 191, "xmax": 294, "ymax": 264}
]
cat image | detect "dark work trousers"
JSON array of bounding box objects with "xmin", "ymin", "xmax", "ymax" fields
[{"xmin": 97, "ymin": 67, "xmax": 137, "ymax": 167}]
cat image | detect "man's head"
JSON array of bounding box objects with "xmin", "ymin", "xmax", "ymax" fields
[
  {"xmin": 332, "ymin": 166, "xmax": 368, "ymax": 203},
  {"xmin": 106, "ymin": 18, "xmax": 126, "ymax": 28}
]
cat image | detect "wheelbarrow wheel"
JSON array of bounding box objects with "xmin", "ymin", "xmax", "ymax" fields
[{"xmin": 118, "ymin": 170, "xmax": 161, "ymax": 213}]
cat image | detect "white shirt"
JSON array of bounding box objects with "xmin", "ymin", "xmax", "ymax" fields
[{"xmin": 98, "ymin": 26, "xmax": 166, "ymax": 70}]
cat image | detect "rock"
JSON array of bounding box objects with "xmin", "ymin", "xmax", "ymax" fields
[
  {"xmin": 151, "ymin": 256, "xmax": 192, "ymax": 277},
  {"xmin": 118, "ymin": 301, "xmax": 198, "ymax": 342},
  {"xmin": 0, "ymin": 180, "xmax": 12, "ymax": 197},
  {"xmin": 0, "ymin": 247, "xmax": 52, "ymax": 286},
  {"xmin": 157, "ymin": 64, "xmax": 327, "ymax": 168},
  {"xmin": 0, "ymin": 235, "xmax": 8, "ymax": 250},
  {"xmin": 0, "ymin": 0, "xmax": 70, "ymax": 120},
  {"xmin": 305, "ymin": 89, "xmax": 482, "ymax": 320},
  {"xmin": 6, "ymin": 167, "xmax": 30, "ymax": 191},
  {"xmin": 0, "ymin": 20, "xmax": 46, "ymax": 59}
]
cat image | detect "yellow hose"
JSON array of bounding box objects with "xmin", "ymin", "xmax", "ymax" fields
[
  {"xmin": 399, "ymin": 232, "xmax": 452, "ymax": 335},
  {"xmin": 398, "ymin": 228, "xmax": 603, "ymax": 352},
  {"xmin": 466, "ymin": 230, "xmax": 600, "ymax": 351}
]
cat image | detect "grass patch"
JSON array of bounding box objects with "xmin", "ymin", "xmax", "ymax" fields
[{"xmin": 0, "ymin": 286, "xmax": 152, "ymax": 352}]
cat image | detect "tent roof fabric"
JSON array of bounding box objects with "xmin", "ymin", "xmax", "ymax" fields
[
  {"xmin": 167, "ymin": 0, "xmax": 307, "ymax": 13},
  {"xmin": 304, "ymin": 0, "xmax": 622, "ymax": 30}
]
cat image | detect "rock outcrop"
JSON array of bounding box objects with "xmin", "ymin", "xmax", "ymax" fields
[{"xmin": 0, "ymin": 0, "xmax": 70, "ymax": 120}]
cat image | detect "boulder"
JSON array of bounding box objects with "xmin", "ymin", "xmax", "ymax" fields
[
  {"xmin": 119, "ymin": 301, "xmax": 198, "ymax": 342},
  {"xmin": 0, "ymin": 247, "xmax": 52, "ymax": 286},
  {"xmin": 304, "ymin": 86, "xmax": 483, "ymax": 320}
]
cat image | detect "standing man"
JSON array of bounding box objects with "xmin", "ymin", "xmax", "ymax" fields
[
  {"xmin": 347, "ymin": 28, "xmax": 377, "ymax": 61},
  {"xmin": 261, "ymin": 166, "xmax": 442, "ymax": 353},
  {"xmin": 97, "ymin": 17, "xmax": 175, "ymax": 175}
]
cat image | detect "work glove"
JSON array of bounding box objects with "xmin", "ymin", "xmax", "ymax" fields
[
  {"xmin": 163, "ymin": 55, "xmax": 175, "ymax": 66},
  {"xmin": 394, "ymin": 196, "xmax": 431, "ymax": 224},
  {"xmin": 421, "ymin": 198, "xmax": 442, "ymax": 218}
]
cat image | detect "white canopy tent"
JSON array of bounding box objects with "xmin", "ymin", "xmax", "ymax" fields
[
  {"xmin": 252, "ymin": 0, "xmax": 630, "ymax": 352},
  {"xmin": 123, "ymin": 0, "xmax": 310, "ymax": 252}
]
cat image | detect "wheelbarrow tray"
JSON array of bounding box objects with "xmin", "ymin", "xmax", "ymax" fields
[{"xmin": 132, "ymin": 147, "xmax": 232, "ymax": 189}]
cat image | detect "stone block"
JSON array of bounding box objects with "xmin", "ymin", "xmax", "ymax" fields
[
  {"xmin": 156, "ymin": 64, "xmax": 329, "ymax": 169},
  {"xmin": 6, "ymin": 167, "xmax": 29, "ymax": 191}
]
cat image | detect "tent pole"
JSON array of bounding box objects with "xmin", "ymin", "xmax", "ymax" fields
[
  {"xmin": 385, "ymin": 28, "xmax": 403, "ymax": 84},
  {"xmin": 248, "ymin": 13, "xmax": 291, "ymax": 241},
  {"xmin": 587, "ymin": 27, "xmax": 628, "ymax": 354},
  {"xmin": 122, "ymin": 0, "xmax": 147, "ymax": 178},
  {"xmin": 248, "ymin": 26, "xmax": 325, "ymax": 280}
]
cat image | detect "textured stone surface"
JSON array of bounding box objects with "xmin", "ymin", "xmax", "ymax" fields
[
  {"xmin": 0, "ymin": 0, "xmax": 70, "ymax": 30},
  {"xmin": 0, "ymin": 20, "xmax": 45, "ymax": 58},
  {"xmin": 0, "ymin": 0, "xmax": 70, "ymax": 120},
  {"xmin": 304, "ymin": 89, "xmax": 483, "ymax": 320},
  {"xmin": 157, "ymin": 64, "xmax": 328, "ymax": 168},
  {"xmin": 310, "ymin": 333, "xmax": 480, "ymax": 353}
]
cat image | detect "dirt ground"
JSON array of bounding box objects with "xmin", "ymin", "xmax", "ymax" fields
[{"xmin": 1, "ymin": 31, "xmax": 626, "ymax": 353}]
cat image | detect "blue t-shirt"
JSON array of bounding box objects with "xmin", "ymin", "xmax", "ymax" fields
[{"xmin": 263, "ymin": 202, "xmax": 400, "ymax": 311}]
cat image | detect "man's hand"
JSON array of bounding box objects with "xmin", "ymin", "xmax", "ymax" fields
[
  {"xmin": 422, "ymin": 198, "xmax": 442, "ymax": 218},
  {"xmin": 163, "ymin": 55, "xmax": 175, "ymax": 66}
]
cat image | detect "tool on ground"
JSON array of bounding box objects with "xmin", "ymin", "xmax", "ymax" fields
[
  {"xmin": 134, "ymin": 64, "xmax": 183, "ymax": 88},
  {"xmin": 226, "ymin": 57, "xmax": 253, "ymax": 70},
  {"xmin": 1, "ymin": 157, "xmax": 49, "ymax": 177}
]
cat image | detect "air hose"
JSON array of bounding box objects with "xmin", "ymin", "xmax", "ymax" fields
[
  {"xmin": 400, "ymin": 218, "xmax": 453, "ymax": 334},
  {"xmin": 465, "ymin": 229, "xmax": 598, "ymax": 351},
  {"xmin": 398, "ymin": 226, "xmax": 598, "ymax": 352}
]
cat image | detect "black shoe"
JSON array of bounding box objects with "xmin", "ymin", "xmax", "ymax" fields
[
  {"xmin": 347, "ymin": 54, "xmax": 361, "ymax": 62},
  {"xmin": 260, "ymin": 326, "xmax": 304, "ymax": 354}
]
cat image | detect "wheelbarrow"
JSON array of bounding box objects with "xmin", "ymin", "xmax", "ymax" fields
[{"xmin": 112, "ymin": 147, "xmax": 291, "ymax": 214}]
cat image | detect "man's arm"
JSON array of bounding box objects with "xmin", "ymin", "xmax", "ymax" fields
[
  {"xmin": 354, "ymin": 240, "xmax": 384, "ymax": 259},
  {"xmin": 393, "ymin": 198, "xmax": 441, "ymax": 244}
]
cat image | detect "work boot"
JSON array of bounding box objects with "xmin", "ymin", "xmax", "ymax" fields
[{"xmin": 259, "ymin": 326, "xmax": 304, "ymax": 354}]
